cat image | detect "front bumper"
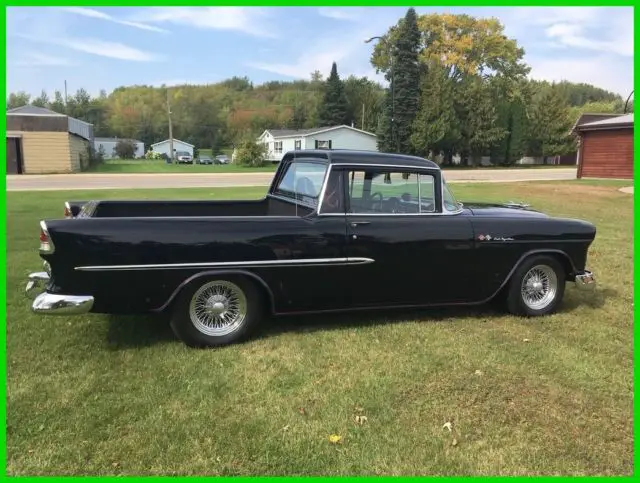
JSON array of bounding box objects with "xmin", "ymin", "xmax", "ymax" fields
[
  {"xmin": 574, "ymin": 270, "xmax": 596, "ymax": 291},
  {"xmin": 25, "ymin": 271, "xmax": 94, "ymax": 315}
]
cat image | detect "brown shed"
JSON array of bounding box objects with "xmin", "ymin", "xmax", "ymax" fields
[
  {"xmin": 6, "ymin": 105, "xmax": 94, "ymax": 174},
  {"xmin": 573, "ymin": 113, "xmax": 634, "ymax": 179}
]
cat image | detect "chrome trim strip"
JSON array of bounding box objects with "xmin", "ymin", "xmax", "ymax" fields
[{"xmin": 75, "ymin": 257, "xmax": 375, "ymax": 272}]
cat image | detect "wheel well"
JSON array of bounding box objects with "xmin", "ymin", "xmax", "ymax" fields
[
  {"xmin": 492, "ymin": 250, "xmax": 574, "ymax": 301},
  {"xmin": 159, "ymin": 270, "xmax": 275, "ymax": 314}
]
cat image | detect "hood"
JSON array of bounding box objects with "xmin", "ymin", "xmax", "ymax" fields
[{"xmin": 462, "ymin": 202, "xmax": 548, "ymax": 218}]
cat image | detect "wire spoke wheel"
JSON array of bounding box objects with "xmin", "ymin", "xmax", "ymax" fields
[
  {"xmin": 520, "ymin": 264, "xmax": 558, "ymax": 311},
  {"xmin": 189, "ymin": 280, "xmax": 247, "ymax": 336}
]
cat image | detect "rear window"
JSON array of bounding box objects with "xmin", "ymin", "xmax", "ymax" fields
[{"xmin": 272, "ymin": 160, "xmax": 328, "ymax": 208}]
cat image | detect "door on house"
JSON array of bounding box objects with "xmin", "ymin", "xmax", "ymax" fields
[{"xmin": 6, "ymin": 137, "xmax": 23, "ymax": 174}]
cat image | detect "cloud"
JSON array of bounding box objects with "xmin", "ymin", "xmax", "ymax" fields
[
  {"xmin": 17, "ymin": 33, "xmax": 162, "ymax": 62},
  {"xmin": 129, "ymin": 7, "xmax": 277, "ymax": 38},
  {"xmin": 317, "ymin": 8, "xmax": 365, "ymax": 21},
  {"xmin": 60, "ymin": 7, "xmax": 169, "ymax": 33},
  {"xmin": 527, "ymin": 55, "xmax": 633, "ymax": 96},
  {"xmin": 13, "ymin": 51, "xmax": 76, "ymax": 67}
]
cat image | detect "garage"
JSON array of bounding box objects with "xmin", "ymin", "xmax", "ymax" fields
[
  {"xmin": 574, "ymin": 113, "xmax": 634, "ymax": 179},
  {"xmin": 6, "ymin": 105, "xmax": 94, "ymax": 174}
]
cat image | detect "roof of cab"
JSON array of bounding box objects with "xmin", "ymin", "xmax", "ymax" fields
[{"xmin": 285, "ymin": 149, "xmax": 440, "ymax": 170}]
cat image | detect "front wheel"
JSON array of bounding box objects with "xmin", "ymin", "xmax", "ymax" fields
[
  {"xmin": 170, "ymin": 277, "xmax": 263, "ymax": 347},
  {"xmin": 505, "ymin": 255, "xmax": 566, "ymax": 316}
]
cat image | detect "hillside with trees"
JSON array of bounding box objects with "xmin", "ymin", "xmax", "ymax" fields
[{"xmin": 6, "ymin": 10, "xmax": 630, "ymax": 165}]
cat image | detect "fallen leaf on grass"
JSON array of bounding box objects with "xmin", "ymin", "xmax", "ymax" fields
[
  {"xmin": 112, "ymin": 462, "xmax": 120, "ymax": 468},
  {"xmin": 474, "ymin": 370, "xmax": 484, "ymax": 376},
  {"xmin": 298, "ymin": 407, "xmax": 306, "ymax": 416},
  {"xmin": 523, "ymin": 338, "xmax": 531, "ymax": 343},
  {"xmin": 328, "ymin": 434, "xmax": 343, "ymax": 444},
  {"xmin": 354, "ymin": 415, "xmax": 368, "ymax": 425},
  {"xmin": 443, "ymin": 421, "xmax": 453, "ymax": 432},
  {"xmin": 452, "ymin": 438, "xmax": 458, "ymax": 447}
]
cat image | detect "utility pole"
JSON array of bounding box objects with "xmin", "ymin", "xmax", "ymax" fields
[
  {"xmin": 64, "ymin": 80, "xmax": 68, "ymax": 112},
  {"xmin": 166, "ymin": 88, "xmax": 174, "ymax": 161},
  {"xmin": 362, "ymin": 102, "xmax": 365, "ymax": 130}
]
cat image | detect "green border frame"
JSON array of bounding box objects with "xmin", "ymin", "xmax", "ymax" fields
[{"xmin": 1, "ymin": 1, "xmax": 636, "ymax": 480}]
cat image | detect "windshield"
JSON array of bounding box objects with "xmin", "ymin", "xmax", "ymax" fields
[{"xmin": 442, "ymin": 177, "xmax": 462, "ymax": 212}]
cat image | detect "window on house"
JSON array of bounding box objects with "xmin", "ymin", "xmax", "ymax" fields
[
  {"xmin": 274, "ymin": 141, "xmax": 283, "ymax": 153},
  {"xmin": 346, "ymin": 169, "xmax": 437, "ymax": 214},
  {"xmin": 315, "ymin": 140, "xmax": 332, "ymax": 149},
  {"xmin": 294, "ymin": 140, "xmax": 302, "ymax": 150}
]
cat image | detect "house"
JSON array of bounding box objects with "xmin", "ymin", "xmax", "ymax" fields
[
  {"xmin": 150, "ymin": 138, "xmax": 194, "ymax": 158},
  {"xmin": 94, "ymin": 137, "xmax": 145, "ymax": 159},
  {"xmin": 257, "ymin": 125, "xmax": 378, "ymax": 162},
  {"xmin": 6, "ymin": 105, "xmax": 94, "ymax": 174},
  {"xmin": 573, "ymin": 113, "xmax": 634, "ymax": 179}
]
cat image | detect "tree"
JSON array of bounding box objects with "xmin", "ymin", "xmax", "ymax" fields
[
  {"xmin": 114, "ymin": 139, "xmax": 137, "ymax": 159},
  {"xmin": 6, "ymin": 91, "xmax": 31, "ymax": 110},
  {"xmin": 31, "ymin": 90, "xmax": 50, "ymax": 108},
  {"xmin": 391, "ymin": 8, "xmax": 422, "ymax": 154},
  {"xmin": 410, "ymin": 62, "xmax": 459, "ymax": 161},
  {"xmin": 528, "ymin": 88, "xmax": 575, "ymax": 163},
  {"xmin": 317, "ymin": 62, "xmax": 348, "ymax": 126}
]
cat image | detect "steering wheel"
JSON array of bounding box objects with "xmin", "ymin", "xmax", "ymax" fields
[{"xmin": 370, "ymin": 191, "xmax": 384, "ymax": 211}]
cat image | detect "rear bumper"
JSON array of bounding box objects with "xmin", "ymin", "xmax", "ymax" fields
[
  {"xmin": 574, "ymin": 270, "xmax": 596, "ymax": 291},
  {"xmin": 25, "ymin": 271, "xmax": 94, "ymax": 315}
]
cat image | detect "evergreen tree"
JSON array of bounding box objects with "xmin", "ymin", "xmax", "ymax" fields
[
  {"xmin": 317, "ymin": 62, "xmax": 348, "ymax": 126},
  {"xmin": 410, "ymin": 63, "xmax": 459, "ymax": 160},
  {"xmin": 392, "ymin": 7, "xmax": 421, "ymax": 154},
  {"xmin": 528, "ymin": 88, "xmax": 575, "ymax": 163}
]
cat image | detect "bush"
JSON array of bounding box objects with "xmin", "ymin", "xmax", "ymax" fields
[
  {"xmin": 234, "ymin": 141, "xmax": 268, "ymax": 167},
  {"xmin": 145, "ymin": 149, "xmax": 163, "ymax": 160},
  {"xmin": 114, "ymin": 139, "xmax": 137, "ymax": 159}
]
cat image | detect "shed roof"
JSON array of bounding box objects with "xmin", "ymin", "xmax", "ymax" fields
[
  {"xmin": 573, "ymin": 113, "xmax": 634, "ymax": 133},
  {"xmin": 94, "ymin": 137, "xmax": 143, "ymax": 144},
  {"xmin": 6, "ymin": 105, "xmax": 67, "ymax": 117},
  {"xmin": 151, "ymin": 138, "xmax": 195, "ymax": 148}
]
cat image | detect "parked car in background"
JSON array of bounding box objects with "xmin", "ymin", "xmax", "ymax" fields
[
  {"xmin": 175, "ymin": 151, "xmax": 194, "ymax": 164},
  {"xmin": 26, "ymin": 149, "xmax": 596, "ymax": 348},
  {"xmin": 197, "ymin": 156, "xmax": 213, "ymax": 165},
  {"xmin": 215, "ymin": 154, "xmax": 230, "ymax": 165}
]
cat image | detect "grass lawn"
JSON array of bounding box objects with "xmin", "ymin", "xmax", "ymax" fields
[
  {"xmin": 87, "ymin": 158, "xmax": 277, "ymax": 174},
  {"xmin": 6, "ymin": 180, "xmax": 633, "ymax": 476}
]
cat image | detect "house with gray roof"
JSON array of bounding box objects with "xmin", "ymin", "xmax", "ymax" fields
[
  {"xmin": 94, "ymin": 137, "xmax": 145, "ymax": 159},
  {"xmin": 257, "ymin": 124, "xmax": 377, "ymax": 162}
]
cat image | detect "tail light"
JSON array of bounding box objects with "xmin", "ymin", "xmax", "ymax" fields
[{"xmin": 39, "ymin": 221, "xmax": 55, "ymax": 254}]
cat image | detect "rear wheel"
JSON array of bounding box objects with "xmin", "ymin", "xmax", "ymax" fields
[
  {"xmin": 170, "ymin": 277, "xmax": 263, "ymax": 347},
  {"xmin": 506, "ymin": 255, "xmax": 566, "ymax": 316}
]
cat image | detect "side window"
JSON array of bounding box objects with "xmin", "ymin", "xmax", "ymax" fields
[
  {"xmin": 347, "ymin": 169, "xmax": 436, "ymax": 214},
  {"xmin": 273, "ymin": 161, "xmax": 328, "ymax": 207},
  {"xmin": 320, "ymin": 170, "xmax": 345, "ymax": 213}
]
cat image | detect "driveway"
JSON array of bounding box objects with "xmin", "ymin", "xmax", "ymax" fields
[{"xmin": 6, "ymin": 168, "xmax": 578, "ymax": 191}]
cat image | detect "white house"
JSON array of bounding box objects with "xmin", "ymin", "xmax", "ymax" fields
[
  {"xmin": 257, "ymin": 125, "xmax": 378, "ymax": 162},
  {"xmin": 93, "ymin": 137, "xmax": 145, "ymax": 159},
  {"xmin": 150, "ymin": 138, "xmax": 195, "ymax": 158}
]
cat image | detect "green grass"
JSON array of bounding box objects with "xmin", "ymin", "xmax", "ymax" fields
[
  {"xmin": 86, "ymin": 158, "xmax": 277, "ymax": 174},
  {"xmin": 6, "ymin": 181, "xmax": 633, "ymax": 476}
]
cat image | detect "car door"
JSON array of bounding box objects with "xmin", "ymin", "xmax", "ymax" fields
[{"xmin": 340, "ymin": 166, "xmax": 477, "ymax": 308}]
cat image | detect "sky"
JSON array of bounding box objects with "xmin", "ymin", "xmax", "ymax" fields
[{"xmin": 5, "ymin": 6, "xmax": 634, "ymax": 99}]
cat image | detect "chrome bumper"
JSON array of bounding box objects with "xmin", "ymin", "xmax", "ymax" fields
[
  {"xmin": 574, "ymin": 270, "xmax": 596, "ymax": 291},
  {"xmin": 25, "ymin": 271, "xmax": 94, "ymax": 315}
]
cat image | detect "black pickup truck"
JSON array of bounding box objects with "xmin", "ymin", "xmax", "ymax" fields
[{"xmin": 26, "ymin": 149, "xmax": 596, "ymax": 347}]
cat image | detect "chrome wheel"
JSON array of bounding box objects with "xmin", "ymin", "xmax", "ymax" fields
[
  {"xmin": 520, "ymin": 264, "xmax": 558, "ymax": 310},
  {"xmin": 189, "ymin": 280, "xmax": 247, "ymax": 336}
]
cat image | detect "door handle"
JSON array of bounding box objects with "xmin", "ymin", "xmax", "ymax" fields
[{"xmin": 350, "ymin": 221, "xmax": 371, "ymax": 227}]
